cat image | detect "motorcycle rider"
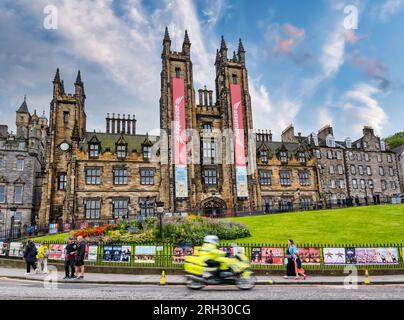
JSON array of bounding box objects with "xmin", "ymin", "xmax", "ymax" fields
[{"xmin": 198, "ymin": 235, "xmax": 226, "ymax": 277}]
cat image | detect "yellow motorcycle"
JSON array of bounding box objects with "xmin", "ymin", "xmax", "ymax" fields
[{"xmin": 184, "ymin": 252, "xmax": 256, "ymax": 290}]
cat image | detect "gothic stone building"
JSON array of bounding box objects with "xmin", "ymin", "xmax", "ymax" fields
[
  {"xmin": 39, "ymin": 29, "xmax": 402, "ymax": 224},
  {"xmin": 0, "ymin": 99, "xmax": 47, "ymax": 230}
]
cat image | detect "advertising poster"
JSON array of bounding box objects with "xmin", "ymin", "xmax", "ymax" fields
[
  {"xmin": 49, "ymin": 224, "xmax": 58, "ymax": 234},
  {"xmin": 231, "ymin": 246, "xmax": 245, "ymax": 256},
  {"xmin": 172, "ymin": 77, "xmax": 188, "ymax": 198},
  {"xmin": 355, "ymin": 248, "xmax": 377, "ymax": 264},
  {"xmin": 173, "ymin": 246, "xmax": 194, "ymax": 263},
  {"xmin": 0, "ymin": 242, "xmax": 8, "ymax": 256},
  {"xmin": 86, "ymin": 245, "xmax": 98, "ymax": 262},
  {"xmin": 103, "ymin": 245, "xmax": 131, "ymax": 262},
  {"xmin": 345, "ymin": 247, "xmax": 356, "ymax": 264},
  {"xmin": 48, "ymin": 244, "xmax": 66, "ymax": 260},
  {"xmin": 251, "ymin": 247, "xmax": 262, "ymax": 264},
  {"xmin": 230, "ymin": 83, "xmax": 249, "ymax": 198},
  {"xmin": 79, "ymin": 222, "xmax": 89, "ymax": 229},
  {"xmin": 261, "ymin": 247, "xmax": 284, "ymax": 265},
  {"xmin": 355, "ymin": 248, "xmax": 398, "ymax": 265},
  {"xmin": 8, "ymin": 242, "xmax": 24, "ymax": 257},
  {"xmin": 134, "ymin": 246, "xmax": 156, "ymax": 263},
  {"xmin": 298, "ymin": 248, "xmax": 321, "ymax": 265},
  {"xmin": 323, "ymin": 248, "xmax": 346, "ymax": 265},
  {"xmin": 63, "ymin": 223, "xmax": 71, "ymax": 232}
]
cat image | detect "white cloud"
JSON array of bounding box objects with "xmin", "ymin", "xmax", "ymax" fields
[
  {"xmin": 339, "ymin": 83, "xmax": 388, "ymax": 135},
  {"xmin": 379, "ymin": 0, "xmax": 404, "ymax": 20}
]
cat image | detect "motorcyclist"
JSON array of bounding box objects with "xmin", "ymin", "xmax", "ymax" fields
[{"xmin": 198, "ymin": 235, "xmax": 226, "ymax": 277}]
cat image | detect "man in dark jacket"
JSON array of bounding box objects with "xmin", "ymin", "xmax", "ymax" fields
[
  {"xmin": 64, "ymin": 237, "xmax": 77, "ymax": 279},
  {"xmin": 23, "ymin": 240, "xmax": 38, "ymax": 275},
  {"xmin": 74, "ymin": 236, "xmax": 86, "ymax": 280}
]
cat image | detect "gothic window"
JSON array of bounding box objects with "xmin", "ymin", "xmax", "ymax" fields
[
  {"xmin": 203, "ymin": 123, "xmax": 212, "ymax": 132},
  {"xmin": 202, "ymin": 139, "xmax": 216, "ymax": 164},
  {"xmin": 326, "ymin": 134, "xmax": 335, "ymax": 148},
  {"xmin": 357, "ymin": 153, "xmax": 362, "ymax": 161},
  {"xmin": 315, "ymin": 150, "xmax": 321, "ymax": 159},
  {"xmin": 139, "ymin": 198, "xmax": 155, "ymax": 216},
  {"xmin": 58, "ymin": 174, "xmax": 67, "ymax": 190},
  {"xmin": 280, "ymin": 151, "xmax": 288, "ymax": 164},
  {"xmin": 339, "ymin": 179, "xmax": 345, "ymax": 189},
  {"xmin": 336, "ymin": 150, "xmax": 343, "ymax": 160},
  {"xmin": 17, "ymin": 159, "xmax": 24, "ymax": 171},
  {"xmin": 327, "ymin": 150, "xmax": 333, "ymax": 159},
  {"xmin": 259, "ymin": 170, "xmax": 271, "ymax": 186},
  {"xmin": 203, "ymin": 168, "xmax": 217, "ymax": 186},
  {"xmin": 379, "ymin": 166, "xmax": 384, "ymax": 176},
  {"xmin": 348, "ymin": 152, "xmax": 354, "ymax": 161},
  {"xmin": 85, "ymin": 199, "xmax": 101, "ymax": 219},
  {"xmin": 262, "ymin": 197, "xmax": 273, "ymax": 212},
  {"xmin": 389, "ymin": 167, "xmax": 394, "ymax": 176},
  {"xmin": 381, "ymin": 180, "xmax": 387, "ymax": 191},
  {"xmin": 390, "ymin": 181, "xmax": 397, "ymax": 190},
  {"xmin": 260, "ymin": 150, "xmax": 268, "ymax": 163},
  {"xmin": 352, "ymin": 179, "xmax": 358, "ymax": 189},
  {"xmin": 113, "ymin": 167, "xmax": 128, "ymax": 185},
  {"xmin": 116, "ymin": 144, "xmax": 127, "ymax": 159},
  {"xmin": 85, "ymin": 168, "xmax": 101, "ymax": 185},
  {"xmin": 279, "ymin": 171, "xmax": 291, "ymax": 186},
  {"xmin": 298, "ymin": 171, "xmax": 309, "ymax": 186},
  {"xmin": 140, "ymin": 168, "xmax": 155, "ymax": 185},
  {"xmin": 112, "ymin": 199, "xmax": 129, "ymax": 219},
  {"xmin": 337, "ymin": 165, "xmax": 344, "ymax": 175},
  {"xmin": 300, "ymin": 198, "xmax": 311, "ymax": 209},
  {"xmin": 387, "ymin": 154, "xmax": 392, "ymax": 163},
  {"xmin": 232, "ymin": 74, "xmax": 237, "ymax": 84},
  {"xmin": 14, "ymin": 185, "xmax": 23, "ymax": 203},
  {"xmin": 63, "ymin": 112, "xmax": 69, "ymax": 125},
  {"xmin": 364, "ymin": 153, "xmax": 369, "ymax": 161},
  {"xmin": 377, "ymin": 154, "xmax": 382, "ymax": 162},
  {"xmin": 89, "ymin": 143, "xmax": 100, "ymax": 158},
  {"xmin": 0, "ymin": 185, "xmax": 5, "ymax": 203},
  {"xmin": 298, "ymin": 152, "xmax": 306, "ymax": 164},
  {"xmin": 175, "ymin": 67, "xmax": 181, "ymax": 78},
  {"xmin": 350, "ymin": 165, "xmax": 356, "ymax": 175},
  {"xmin": 368, "ymin": 179, "xmax": 374, "ymax": 189},
  {"xmin": 143, "ymin": 145, "xmax": 151, "ymax": 160},
  {"xmin": 360, "ymin": 179, "xmax": 365, "ymax": 189},
  {"xmin": 358, "ymin": 165, "xmax": 364, "ymax": 175},
  {"xmin": 366, "ymin": 166, "xmax": 372, "ymax": 176},
  {"xmin": 329, "ymin": 165, "xmax": 334, "ymax": 174},
  {"xmin": 330, "ymin": 179, "xmax": 336, "ymax": 189}
]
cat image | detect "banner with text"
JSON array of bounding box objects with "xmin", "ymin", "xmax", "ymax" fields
[
  {"xmin": 172, "ymin": 77, "xmax": 188, "ymax": 198},
  {"xmin": 230, "ymin": 83, "xmax": 249, "ymax": 198}
]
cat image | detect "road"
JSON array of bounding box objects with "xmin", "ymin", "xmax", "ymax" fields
[{"xmin": 0, "ymin": 278, "xmax": 403, "ymax": 300}]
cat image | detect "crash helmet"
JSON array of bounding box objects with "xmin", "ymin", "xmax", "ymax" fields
[{"xmin": 203, "ymin": 235, "xmax": 219, "ymax": 245}]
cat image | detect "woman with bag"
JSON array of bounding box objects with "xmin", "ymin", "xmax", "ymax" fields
[
  {"xmin": 293, "ymin": 249, "xmax": 307, "ymax": 280},
  {"xmin": 36, "ymin": 242, "xmax": 49, "ymax": 274},
  {"xmin": 23, "ymin": 240, "xmax": 38, "ymax": 275},
  {"xmin": 284, "ymin": 239, "xmax": 297, "ymax": 279}
]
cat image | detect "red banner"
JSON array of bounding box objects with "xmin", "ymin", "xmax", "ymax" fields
[{"xmin": 230, "ymin": 84, "xmax": 247, "ymax": 167}]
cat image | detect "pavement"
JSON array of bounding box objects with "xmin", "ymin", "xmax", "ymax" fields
[{"xmin": 1, "ymin": 266, "xmax": 404, "ymax": 285}]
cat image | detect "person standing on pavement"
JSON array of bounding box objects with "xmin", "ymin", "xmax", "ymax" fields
[
  {"xmin": 74, "ymin": 236, "xmax": 86, "ymax": 280},
  {"xmin": 64, "ymin": 237, "xmax": 77, "ymax": 279},
  {"xmin": 23, "ymin": 240, "xmax": 38, "ymax": 275},
  {"xmin": 36, "ymin": 242, "xmax": 49, "ymax": 274},
  {"xmin": 284, "ymin": 239, "xmax": 298, "ymax": 279}
]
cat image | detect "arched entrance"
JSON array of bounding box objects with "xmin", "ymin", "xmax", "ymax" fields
[{"xmin": 201, "ymin": 197, "xmax": 227, "ymax": 217}]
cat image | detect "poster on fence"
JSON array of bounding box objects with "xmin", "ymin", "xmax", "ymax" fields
[
  {"xmin": 345, "ymin": 248, "xmax": 356, "ymax": 264},
  {"xmin": 173, "ymin": 246, "xmax": 194, "ymax": 263},
  {"xmin": 251, "ymin": 247, "xmax": 283, "ymax": 265},
  {"xmin": 102, "ymin": 245, "xmax": 131, "ymax": 262},
  {"xmin": 299, "ymin": 248, "xmax": 321, "ymax": 265},
  {"xmin": 8, "ymin": 242, "xmax": 24, "ymax": 257},
  {"xmin": 135, "ymin": 246, "xmax": 156, "ymax": 263},
  {"xmin": 48, "ymin": 244, "xmax": 66, "ymax": 260},
  {"xmin": 355, "ymin": 247, "xmax": 398, "ymax": 265},
  {"xmin": 0, "ymin": 242, "xmax": 7, "ymax": 256},
  {"xmin": 232, "ymin": 246, "xmax": 245, "ymax": 256},
  {"xmin": 63, "ymin": 224, "xmax": 71, "ymax": 232},
  {"xmin": 49, "ymin": 224, "xmax": 58, "ymax": 234},
  {"xmin": 323, "ymin": 248, "xmax": 346, "ymax": 265},
  {"xmin": 86, "ymin": 245, "xmax": 98, "ymax": 261}
]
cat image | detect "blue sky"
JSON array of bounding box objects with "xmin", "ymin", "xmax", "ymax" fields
[{"xmin": 0, "ymin": 0, "xmax": 403, "ymax": 140}]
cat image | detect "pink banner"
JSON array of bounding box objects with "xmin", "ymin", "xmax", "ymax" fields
[
  {"xmin": 172, "ymin": 78, "xmax": 187, "ymax": 166},
  {"xmin": 230, "ymin": 84, "xmax": 247, "ymax": 167}
]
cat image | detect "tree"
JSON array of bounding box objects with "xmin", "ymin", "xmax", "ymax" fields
[{"xmin": 384, "ymin": 132, "xmax": 404, "ymax": 150}]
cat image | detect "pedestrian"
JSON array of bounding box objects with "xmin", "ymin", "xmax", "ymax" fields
[
  {"xmin": 27, "ymin": 225, "xmax": 33, "ymax": 237},
  {"xmin": 293, "ymin": 249, "xmax": 306, "ymax": 280},
  {"xmin": 74, "ymin": 235, "xmax": 86, "ymax": 280},
  {"xmin": 36, "ymin": 242, "xmax": 49, "ymax": 274},
  {"xmin": 64, "ymin": 237, "xmax": 77, "ymax": 279},
  {"xmin": 23, "ymin": 240, "xmax": 38, "ymax": 275},
  {"xmin": 284, "ymin": 239, "xmax": 306, "ymax": 280}
]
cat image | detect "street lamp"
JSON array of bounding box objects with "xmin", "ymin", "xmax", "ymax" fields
[{"xmin": 156, "ymin": 201, "xmax": 164, "ymax": 240}]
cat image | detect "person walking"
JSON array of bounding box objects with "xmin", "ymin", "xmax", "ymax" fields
[
  {"xmin": 23, "ymin": 240, "xmax": 38, "ymax": 275},
  {"xmin": 36, "ymin": 242, "xmax": 49, "ymax": 274},
  {"xmin": 64, "ymin": 237, "xmax": 77, "ymax": 279},
  {"xmin": 284, "ymin": 239, "xmax": 306, "ymax": 280},
  {"xmin": 74, "ymin": 236, "xmax": 86, "ymax": 280}
]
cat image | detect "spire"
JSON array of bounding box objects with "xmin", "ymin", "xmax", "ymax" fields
[
  {"xmin": 183, "ymin": 29, "xmax": 190, "ymax": 45},
  {"xmin": 233, "ymin": 51, "xmax": 237, "ymax": 62},
  {"xmin": 215, "ymin": 49, "xmax": 220, "ymax": 65},
  {"xmin": 17, "ymin": 96, "xmax": 29, "ymax": 113},
  {"xmin": 163, "ymin": 26, "xmax": 171, "ymax": 43},
  {"xmin": 182, "ymin": 29, "xmax": 191, "ymax": 56},
  {"xmin": 75, "ymin": 70, "xmax": 83, "ymax": 85},
  {"xmin": 53, "ymin": 68, "xmax": 61, "ymax": 83},
  {"xmin": 238, "ymin": 38, "xmax": 245, "ymax": 53},
  {"xmin": 220, "ymin": 35, "xmax": 227, "ymax": 51}
]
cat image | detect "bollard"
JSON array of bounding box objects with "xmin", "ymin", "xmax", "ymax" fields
[{"xmin": 160, "ymin": 270, "xmax": 166, "ymax": 285}]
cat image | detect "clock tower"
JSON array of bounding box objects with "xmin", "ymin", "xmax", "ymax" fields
[{"xmin": 39, "ymin": 69, "xmax": 86, "ymax": 225}]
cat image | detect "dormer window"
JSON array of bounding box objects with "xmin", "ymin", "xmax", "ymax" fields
[
  {"xmin": 143, "ymin": 145, "xmax": 151, "ymax": 160},
  {"xmin": 312, "ymin": 134, "xmax": 319, "ymax": 146},
  {"xmin": 298, "ymin": 152, "xmax": 306, "ymax": 164},
  {"xmin": 326, "ymin": 134, "xmax": 335, "ymax": 148},
  {"xmin": 89, "ymin": 143, "xmax": 100, "ymax": 158},
  {"xmin": 260, "ymin": 150, "xmax": 268, "ymax": 163},
  {"xmin": 280, "ymin": 151, "xmax": 288, "ymax": 164},
  {"xmin": 345, "ymin": 138, "xmax": 352, "ymax": 149},
  {"xmin": 116, "ymin": 144, "xmax": 127, "ymax": 159}
]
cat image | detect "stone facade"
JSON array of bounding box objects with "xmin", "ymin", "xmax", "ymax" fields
[
  {"xmin": 0, "ymin": 100, "xmax": 47, "ymax": 229},
  {"xmin": 37, "ymin": 29, "xmax": 402, "ymax": 224},
  {"xmin": 393, "ymin": 144, "xmax": 404, "ymax": 193}
]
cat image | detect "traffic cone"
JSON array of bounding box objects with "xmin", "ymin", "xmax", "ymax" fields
[
  {"xmin": 364, "ymin": 269, "xmax": 371, "ymax": 285},
  {"xmin": 160, "ymin": 270, "xmax": 166, "ymax": 285}
]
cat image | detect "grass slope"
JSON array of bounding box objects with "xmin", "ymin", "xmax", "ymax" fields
[{"xmin": 228, "ymin": 204, "xmax": 404, "ymax": 245}]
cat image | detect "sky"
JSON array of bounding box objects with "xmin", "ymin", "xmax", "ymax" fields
[{"xmin": 0, "ymin": 0, "xmax": 403, "ymax": 141}]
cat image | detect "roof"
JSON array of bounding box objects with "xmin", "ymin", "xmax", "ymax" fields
[
  {"xmin": 79, "ymin": 132, "xmax": 159, "ymax": 154},
  {"xmin": 393, "ymin": 144, "xmax": 404, "ymax": 155},
  {"xmin": 257, "ymin": 141, "xmax": 309, "ymax": 156},
  {"xmin": 17, "ymin": 98, "xmax": 29, "ymax": 114}
]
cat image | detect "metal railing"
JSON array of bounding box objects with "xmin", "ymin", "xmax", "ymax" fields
[{"xmin": 1, "ymin": 240, "xmax": 403, "ymax": 271}]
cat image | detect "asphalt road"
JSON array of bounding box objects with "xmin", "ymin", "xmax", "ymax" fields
[{"xmin": 0, "ymin": 278, "xmax": 403, "ymax": 300}]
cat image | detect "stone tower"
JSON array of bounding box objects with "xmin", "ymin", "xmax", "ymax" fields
[{"xmin": 39, "ymin": 69, "xmax": 86, "ymax": 224}]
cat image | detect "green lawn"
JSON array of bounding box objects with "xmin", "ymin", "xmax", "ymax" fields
[
  {"xmin": 227, "ymin": 204, "xmax": 404, "ymax": 245},
  {"xmin": 29, "ymin": 232, "xmax": 70, "ymax": 242}
]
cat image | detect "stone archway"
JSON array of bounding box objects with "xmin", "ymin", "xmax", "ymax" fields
[{"xmin": 201, "ymin": 197, "xmax": 227, "ymax": 216}]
